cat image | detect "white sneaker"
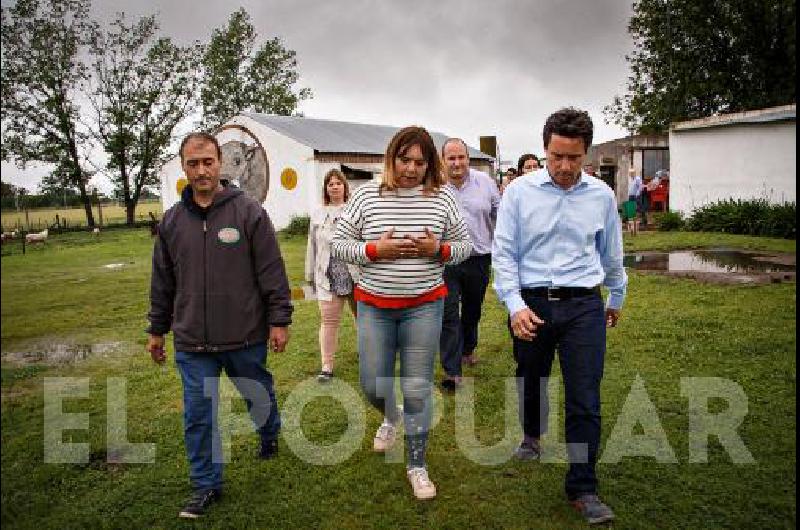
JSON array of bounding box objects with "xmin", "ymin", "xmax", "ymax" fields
[
  {"xmin": 373, "ymin": 420, "xmax": 398, "ymax": 452},
  {"xmin": 407, "ymin": 467, "xmax": 436, "ymax": 500}
]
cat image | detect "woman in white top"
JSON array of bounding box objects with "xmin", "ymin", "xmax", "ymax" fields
[{"xmin": 304, "ymin": 169, "xmax": 359, "ymax": 382}]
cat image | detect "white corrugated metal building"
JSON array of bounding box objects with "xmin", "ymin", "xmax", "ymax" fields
[
  {"xmin": 668, "ymin": 104, "xmax": 796, "ymax": 214},
  {"xmin": 159, "ymin": 113, "xmax": 494, "ymax": 230}
]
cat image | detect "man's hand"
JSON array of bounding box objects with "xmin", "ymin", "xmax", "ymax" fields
[
  {"xmin": 412, "ymin": 228, "xmax": 441, "ymax": 258},
  {"xmin": 375, "ymin": 228, "xmax": 418, "ymax": 259},
  {"xmin": 269, "ymin": 326, "xmax": 289, "ymax": 352},
  {"xmin": 510, "ymin": 307, "xmax": 545, "ymax": 341},
  {"xmin": 605, "ymin": 308, "xmax": 621, "ymax": 328},
  {"xmin": 146, "ymin": 334, "xmax": 166, "ymax": 364}
]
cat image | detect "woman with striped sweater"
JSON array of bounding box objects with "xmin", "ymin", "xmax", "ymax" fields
[{"xmin": 332, "ymin": 126, "xmax": 471, "ymax": 500}]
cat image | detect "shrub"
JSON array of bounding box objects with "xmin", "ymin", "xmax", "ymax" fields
[
  {"xmin": 282, "ymin": 215, "xmax": 310, "ymax": 237},
  {"xmin": 656, "ymin": 210, "xmax": 685, "ymax": 231},
  {"xmin": 686, "ymin": 199, "xmax": 795, "ymax": 239}
]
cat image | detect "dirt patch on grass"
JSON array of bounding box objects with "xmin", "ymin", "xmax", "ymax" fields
[{"xmin": 2, "ymin": 341, "xmax": 124, "ymax": 366}]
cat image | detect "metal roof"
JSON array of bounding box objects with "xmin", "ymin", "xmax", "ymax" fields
[
  {"xmin": 242, "ymin": 112, "xmax": 494, "ymax": 160},
  {"xmin": 671, "ymin": 104, "xmax": 796, "ymax": 131}
]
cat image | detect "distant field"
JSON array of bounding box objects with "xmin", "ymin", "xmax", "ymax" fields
[{"xmin": 0, "ymin": 200, "xmax": 162, "ymax": 231}]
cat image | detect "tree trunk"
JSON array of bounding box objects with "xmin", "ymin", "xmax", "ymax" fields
[{"xmin": 77, "ymin": 180, "xmax": 96, "ymax": 228}]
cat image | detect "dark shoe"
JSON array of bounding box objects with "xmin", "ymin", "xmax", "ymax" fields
[
  {"xmin": 440, "ymin": 375, "xmax": 462, "ymax": 393},
  {"xmin": 513, "ymin": 439, "xmax": 541, "ymax": 461},
  {"xmin": 570, "ymin": 494, "xmax": 615, "ymax": 525},
  {"xmin": 178, "ymin": 489, "xmax": 221, "ymax": 519},
  {"xmin": 317, "ymin": 370, "xmax": 333, "ymax": 382},
  {"xmin": 440, "ymin": 379, "xmax": 456, "ymax": 393},
  {"xmin": 258, "ymin": 439, "xmax": 279, "ymax": 460}
]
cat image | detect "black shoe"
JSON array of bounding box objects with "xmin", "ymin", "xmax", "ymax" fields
[
  {"xmin": 258, "ymin": 439, "xmax": 279, "ymax": 459},
  {"xmin": 440, "ymin": 379, "xmax": 457, "ymax": 393},
  {"xmin": 317, "ymin": 370, "xmax": 333, "ymax": 382},
  {"xmin": 178, "ymin": 489, "xmax": 221, "ymax": 519}
]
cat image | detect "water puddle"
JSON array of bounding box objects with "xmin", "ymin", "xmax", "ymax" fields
[
  {"xmin": 624, "ymin": 249, "xmax": 795, "ymax": 284},
  {"xmin": 2, "ymin": 342, "xmax": 123, "ymax": 365},
  {"xmin": 624, "ymin": 249, "xmax": 795, "ymax": 273}
]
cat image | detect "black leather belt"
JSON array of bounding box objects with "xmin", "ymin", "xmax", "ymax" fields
[{"xmin": 522, "ymin": 286, "xmax": 601, "ymax": 301}]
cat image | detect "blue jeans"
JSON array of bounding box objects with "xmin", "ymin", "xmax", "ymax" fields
[
  {"xmin": 357, "ymin": 299, "xmax": 443, "ymax": 467},
  {"xmin": 175, "ymin": 343, "xmax": 280, "ymax": 491},
  {"xmin": 440, "ymin": 254, "xmax": 492, "ymax": 377},
  {"xmin": 511, "ymin": 291, "xmax": 606, "ymax": 499}
]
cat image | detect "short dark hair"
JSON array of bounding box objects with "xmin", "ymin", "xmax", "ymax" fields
[
  {"xmin": 517, "ymin": 153, "xmax": 538, "ymax": 173},
  {"xmin": 179, "ymin": 132, "xmax": 222, "ymax": 161},
  {"xmin": 542, "ymin": 107, "xmax": 593, "ymax": 153},
  {"xmin": 441, "ymin": 137, "xmax": 469, "ymax": 157}
]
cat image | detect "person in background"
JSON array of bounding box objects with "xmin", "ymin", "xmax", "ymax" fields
[
  {"xmin": 147, "ymin": 132, "xmax": 292, "ymax": 519},
  {"xmin": 331, "ymin": 126, "xmax": 471, "ymax": 500},
  {"xmin": 518, "ymin": 153, "xmax": 540, "ymax": 175},
  {"xmin": 502, "ymin": 154, "xmax": 539, "ymax": 194},
  {"xmin": 583, "ymin": 163, "xmax": 598, "ymax": 177},
  {"xmin": 493, "ymin": 108, "xmax": 626, "ymax": 525},
  {"xmin": 503, "ymin": 167, "xmax": 518, "ymax": 189},
  {"xmin": 305, "ymin": 168, "xmax": 359, "ymax": 382},
  {"xmin": 628, "ymin": 168, "xmax": 644, "ymax": 227},
  {"xmin": 439, "ymin": 138, "xmax": 500, "ymax": 389}
]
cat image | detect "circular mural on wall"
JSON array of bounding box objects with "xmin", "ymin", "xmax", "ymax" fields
[
  {"xmin": 280, "ymin": 168, "xmax": 298, "ymax": 190},
  {"xmin": 215, "ymin": 124, "xmax": 270, "ymax": 204}
]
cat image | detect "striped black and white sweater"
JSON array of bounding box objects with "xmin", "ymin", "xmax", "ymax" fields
[{"xmin": 331, "ymin": 181, "xmax": 472, "ymax": 302}]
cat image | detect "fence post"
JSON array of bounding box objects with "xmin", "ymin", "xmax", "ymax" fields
[{"xmin": 25, "ymin": 209, "xmax": 30, "ymax": 231}]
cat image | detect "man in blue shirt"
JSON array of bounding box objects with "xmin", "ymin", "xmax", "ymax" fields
[
  {"xmin": 492, "ymin": 108, "xmax": 626, "ymax": 525},
  {"xmin": 440, "ymin": 138, "xmax": 500, "ymax": 390}
]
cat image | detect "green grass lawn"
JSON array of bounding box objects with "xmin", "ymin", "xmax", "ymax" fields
[{"xmin": 1, "ymin": 229, "xmax": 796, "ymax": 528}]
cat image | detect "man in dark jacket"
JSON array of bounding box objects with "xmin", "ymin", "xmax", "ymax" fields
[{"xmin": 146, "ymin": 132, "xmax": 293, "ymax": 519}]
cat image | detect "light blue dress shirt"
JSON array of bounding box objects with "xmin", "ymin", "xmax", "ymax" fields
[
  {"xmin": 445, "ymin": 169, "xmax": 501, "ymax": 255},
  {"xmin": 492, "ymin": 168, "xmax": 627, "ymax": 315}
]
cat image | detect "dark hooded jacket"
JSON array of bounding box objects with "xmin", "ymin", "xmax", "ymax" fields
[{"xmin": 147, "ymin": 183, "xmax": 293, "ymax": 352}]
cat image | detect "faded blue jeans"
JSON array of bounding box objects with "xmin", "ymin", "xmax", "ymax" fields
[
  {"xmin": 357, "ymin": 299, "xmax": 443, "ymax": 468},
  {"xmin": 175, "ymin": 343, "xmax": 280, "ymax": 491}
]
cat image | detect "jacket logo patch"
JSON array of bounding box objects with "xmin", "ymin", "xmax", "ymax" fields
[{"xmin": 217, "ymin": 227, "xmax": 241, "ymax": 244}]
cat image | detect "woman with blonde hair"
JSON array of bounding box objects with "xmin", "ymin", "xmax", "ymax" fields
[
  {"xmin": 305, "ymin": 168, "xmax": 359, "ymax": 382},
  {"xmin": 331, "ymin": 126, "xmax": 472, "ymax": 500}
]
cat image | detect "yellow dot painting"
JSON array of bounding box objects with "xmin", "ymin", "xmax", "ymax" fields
[{"xmin": 280, "ymin": 168, "xmax": 298, "ymax": 190}]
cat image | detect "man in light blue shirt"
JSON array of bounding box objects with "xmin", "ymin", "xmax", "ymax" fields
[
  {"xmin": 492, "ymin": 108, "xmax": 626, "ymax": 525},
  {"xmin": 440, "ymin": 138, "xmax": 500, "ymax": 390}
]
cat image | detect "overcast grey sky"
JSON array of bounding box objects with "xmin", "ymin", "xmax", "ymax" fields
[{"xmin": 1, "ymin": 0, "xmax": 634, "ymax": 191}]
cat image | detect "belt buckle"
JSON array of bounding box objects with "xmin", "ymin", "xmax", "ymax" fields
[{"xmin": 546, "ymin": 287, "xmax": 560, "ymax": 301}]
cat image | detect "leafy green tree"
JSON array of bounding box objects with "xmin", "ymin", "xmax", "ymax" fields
[
  {"xmin": 1, "ymin": 0, "xmax": 98, "ymax": 225},
  {"xmin": 88, "ymin": 13, "xmax": 202, "ymax": 225},
  {"xmin": 605, "ymin": 0, "xmax": 796, "ymax": 133},
  {"xmin": 201, "ymin": 8, "xmax": 311, "ymax": 130}
]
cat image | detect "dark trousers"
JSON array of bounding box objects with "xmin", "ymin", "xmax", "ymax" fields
[
  {"xmin": 511, "ymin": 290, "xmax": 606, "ymax": 499},
  {"xmin": 440, "ymin": 254, "xmax": 491, "ymax": 377}
]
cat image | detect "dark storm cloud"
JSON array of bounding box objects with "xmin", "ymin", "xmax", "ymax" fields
[{"xmin": 2, "ymin": 0, "xmax": 634, "ymax": 189}]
